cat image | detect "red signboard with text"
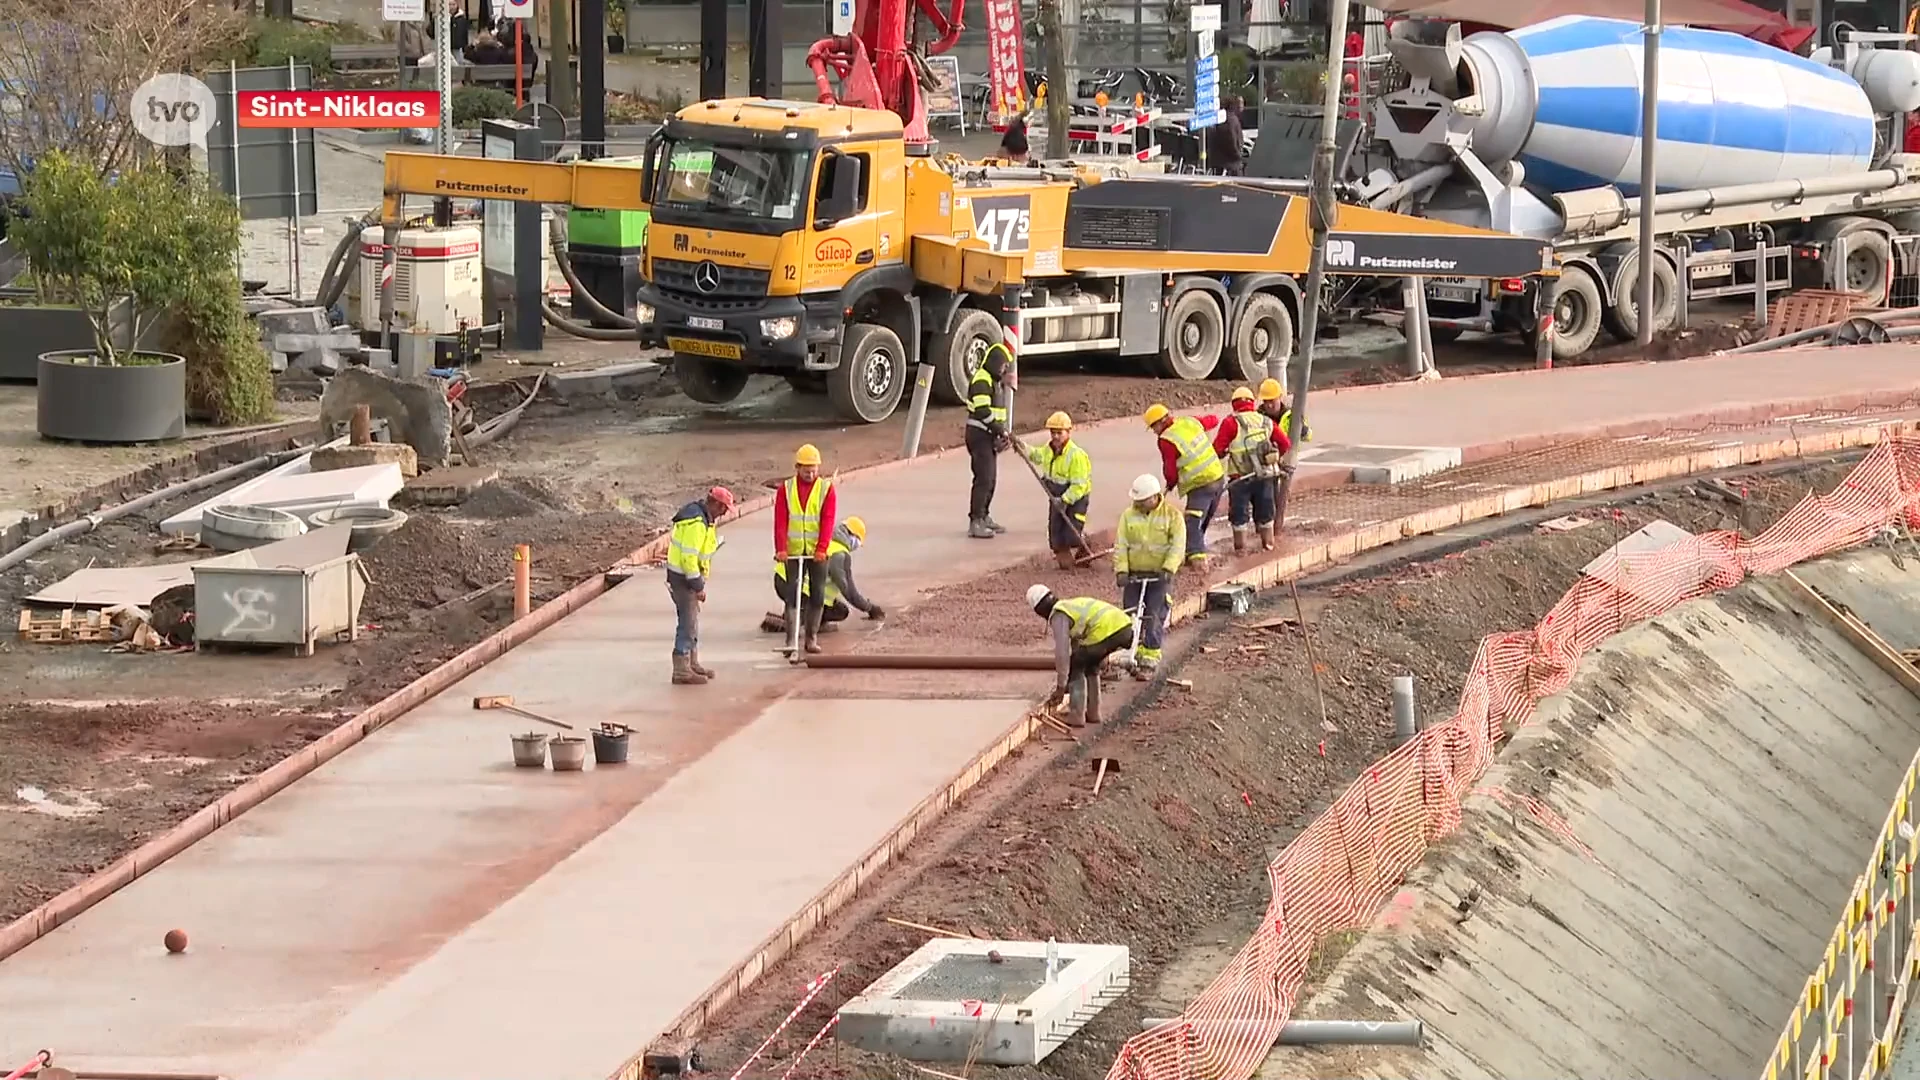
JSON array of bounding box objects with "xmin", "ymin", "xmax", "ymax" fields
[
  {"xmin": 983, "ymin": 0, "xmax": 1027, "ymax": 118},
  {"xmin": 236, "ymin": 90, "xmax": 441, "ymax": 129}
]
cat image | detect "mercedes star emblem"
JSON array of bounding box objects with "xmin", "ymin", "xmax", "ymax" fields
[{"xmin": 693, "ymin": 261, "xmax": 721, "ymax": 293}]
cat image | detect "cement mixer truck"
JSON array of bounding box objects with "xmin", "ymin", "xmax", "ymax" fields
[{"xmin": 1291, "ymin": 15, "xmax": 1920, "ymax": 359}]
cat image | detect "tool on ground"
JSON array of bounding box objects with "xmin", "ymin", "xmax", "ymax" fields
[
  {"xmin": 1011, "ymin": 437, "xmax": 1096, "ymax": 558},
  {"xmin": 472, "ymin": 694, "xmax": 575, "ymax": 730},
  {"xmin": 884, "ymin": 916, "xmax": 976, "ymax": 938},
  {"xmin": 1090, "ymin": 756, "xmax": 1120, "ymax": 795},
  {"xmin": 1290, "ymin": 580, "xmax": 1336, "ymax": 734},
  {"xmin": 782, "ymin": 555, "xmax": 803, "ymax": 658}
]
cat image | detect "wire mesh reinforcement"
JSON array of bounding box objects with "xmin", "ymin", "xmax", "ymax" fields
[{"xmin": 1105, "ymin": 434, "xmax": 1920, "ymax": 1080}]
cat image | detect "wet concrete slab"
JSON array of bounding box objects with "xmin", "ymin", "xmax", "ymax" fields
[{"xmin": 6, "ymin": 350, "xmax": 1920, "ymax": 1079}]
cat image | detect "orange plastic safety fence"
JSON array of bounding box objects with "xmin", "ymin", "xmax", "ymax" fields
[{"xmin": 1105, "ymin": 436, "xmax": 1920, "ymax": 1080}]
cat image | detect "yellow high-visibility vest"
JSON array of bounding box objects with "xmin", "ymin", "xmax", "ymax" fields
[
  {"xmin": 1162, "ymin": 416, "xmax": 1225, "ymax": 493},
  {"xmin": 1053, "ymin": 596, "xmax": 1132, "ymax": 645},
  {"xmin": 783, "ymin": 477, "xmax": 832, "ymax": 557},
  {"xmin": 666, "ymin": 508, "xmax": 717, "ymax": 579},
  {"xmin": 1227, "ymin": 410, "xmax": 1276, "ymax": 477}
]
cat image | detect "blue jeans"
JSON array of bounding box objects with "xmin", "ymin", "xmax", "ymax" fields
[
  {"xmin": 1182, "ymin": 480, "xmax": 1223, "ymax": 560},
  {"xmin": 667, "ymin": 574, "xmax": 700, "ymax": 656},
  {"xmin": 1049, "ymin": 496, "xmax": 1090, "ymax": 550},
  {"xmin": 1228, "ymin": 476, "xmax": 1277, "ymax": 527}
]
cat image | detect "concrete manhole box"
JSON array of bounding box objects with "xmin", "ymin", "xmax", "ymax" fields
[{"xmin": 836, "ymin": 938, "xmax": 1130, "ymax": 1066}]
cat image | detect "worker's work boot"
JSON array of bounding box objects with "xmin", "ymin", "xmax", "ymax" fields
[
  {"xmin": 1065, "ymin": 678, "xmax": 1088, "ymax": 728},
  {"xmin": 1085, "ymin": 677, "xmax": 1103, "ymax": 725},
  {"xmin": 984, "ymin": 516, "xmax": 1008, "ymax": 534},
  {"xmin": 1053, "ymin": 547, "xmax": 1077, "ymax": 571},
  {"xmin": 760, "ymin": 613, "xmax": 787, "ymax": 634},
  {"xmin": 802, "ymin": 606, "xmax": 825, "ymax": 654},
  {"xmin": 689, "ymin": 651, "xmax": 715, "ymax": 679},
  {"xmin": 1232, "ymin": 526, "xmax": 1250, "ymax": 556},
  {"xmin": 1186, "ymin": 553, "xmax": 1210, "ymax": 575},
  {"xmin": 671, "ymin": 654, "xmax": 708, "ymax": 686},
  {"xmin": 968, "ymin": 518, "xmax": 996, "ymax": 539},
  {"xmin": 1257, "ymin": 523, "xmax": 1276, "ymax": 551}
]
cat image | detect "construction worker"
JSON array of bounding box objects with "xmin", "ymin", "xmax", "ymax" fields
[
  {"xmin": 1027, "ymin": 584, "xmax": 1135, "ymax": 727},
  {"xmin": 1213, "ymin": 386, "xmax": 1292, "ymax": 554},
  {"xmin": 774, "ymin": 443, "xmax": 837, "ymax": 654},
  {"xmin": 1113, "ymin": 473, "xmax": 1181, "ymax": 677},
  {"xmin": 1143, "ymin": 402, "xmax": 1227, "ymax": 570},
  {"xmin": 666, "ymin": 485, "xmax": 736, "ymax": 686},
  {"xmin": 1023, "ymin": 411, "xmax": 1093, "ymax": 569},
  {"xmin": 966, "ymin": 339, "xmax": 1016, "ymax": 539},
  {"xmin": 1257, "ymin": 377, "xmax": 1306, "ymax": 443},
  {"xmin": 763, "ymin": 516, "xmax": 886, "ymax": 634}
]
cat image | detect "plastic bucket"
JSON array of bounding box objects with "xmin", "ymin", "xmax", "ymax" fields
[
  {"xmin": 511, "ymin": 732, "xmax": 550, "ymax": 768},
  {"xmin": 549, "ymin": 736, "xmax": 588, "ymax": 772},
  {"xmin": 592, "ymin": 726, "xmax": 630, "ymax": 765}
]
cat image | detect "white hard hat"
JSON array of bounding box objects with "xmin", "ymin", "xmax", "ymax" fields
[
  {"xmin": 1129, "ymin": 474, "xmax": 1163, "ymax": 501},
  {"xmin": 1026, "ymin": 584, "xmax": 1054, "ymax": 611}
]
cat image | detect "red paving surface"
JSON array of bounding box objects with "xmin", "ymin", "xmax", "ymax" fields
[{"xmin": 3, "ymin": 348, "xmax": 1919, "ymax": 1080}]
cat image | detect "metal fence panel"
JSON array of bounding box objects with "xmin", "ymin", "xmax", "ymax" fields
[{"xmin": 204, "ymin": 64, "xmax": 320, "ymax": 221}]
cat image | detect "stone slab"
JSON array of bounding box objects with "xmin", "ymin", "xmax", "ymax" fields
[
  {"xmin": 1298, "ymin": 444, "xmax": 1464, "ymax": 485},
  {"xmin": 836, "ymin": 938, "xmax": 1131, "ymax": 1066},
  {"xmin": 544, "ymin": 361, "xmax": 664, "ymax": 400},
  {"xmin": 226, "ymin": 462, "xmax": 403, "ymax": 514},
  {"xmin": 401, "ymin": 464, "xmax": 501, "ymax": 506},
  {"xmin": 312, "ymin": 443, "xmax": 419, "ymax": 479}
]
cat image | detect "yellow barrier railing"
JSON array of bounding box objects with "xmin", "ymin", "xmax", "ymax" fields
[{"xmin": 1763, "ymin": 752, "xmax": 1920, "ymax": 1080}]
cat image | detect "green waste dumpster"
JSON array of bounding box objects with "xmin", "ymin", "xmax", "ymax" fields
[{"xmin": 565, "ymin": 156, "xmax": 650, "ymax": 330}]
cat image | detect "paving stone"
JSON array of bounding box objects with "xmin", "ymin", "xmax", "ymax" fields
[{"xmin": 401, "ymin": 464, "xmax": 501, "ymax": 506}]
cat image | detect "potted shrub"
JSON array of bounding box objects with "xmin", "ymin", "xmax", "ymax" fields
[
  {"xmin": 14, "ymin": 153, "xmax": 192, "ymax": 443},
  {"xmin": 607, "ymin": 2, "xmax": 627, "ymax": 54}
]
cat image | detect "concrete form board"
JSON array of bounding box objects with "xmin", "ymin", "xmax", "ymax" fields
[
  {"xmin": 209, "ymin": 462, "xmax": 403, "ymax": 514},
  {"xmin": 837, "ymin": 939, "xmax": 1131, "ymax": 1066},
  {"xmin": 1273, "ymin": 549, "xmax": 1920, "ymax": 1080}
]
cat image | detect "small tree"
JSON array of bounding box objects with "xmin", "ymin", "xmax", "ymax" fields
[
  {"xmin": 0, "ymin": 0, "xmax": 248, "ymax": 181},
  {"xmin": 12, "ymin": 153, "xmax": 198, "ymax": 363}
]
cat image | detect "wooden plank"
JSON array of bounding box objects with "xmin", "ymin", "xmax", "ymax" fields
[{"xmin": 1782, "ymin": 569, "xmax": 1920, "ymax": 700}]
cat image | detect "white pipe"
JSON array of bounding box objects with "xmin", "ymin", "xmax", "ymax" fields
[{"xmin": 1139, "ymin": 1018, "xmax": 1425, "ymax": 1045}]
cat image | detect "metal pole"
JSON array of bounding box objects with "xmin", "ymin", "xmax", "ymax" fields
[
  {"xmin": 1391, "ymin": 674, "xmax": 1418, "ymax": 745},
  {"xmin": 1139, "ymin": 1018, "xmax": 1425, "ymax": 1046},
  {"xmin": 1636, "ymin": 0, "xmax": 1661, "ymax": 347},
  {"xmin": 784, "ymin": 555, "xmax": 802, "ymax": 658},
  {"xmin": 900, "ymin": 362, "xmax": 937, "ymax": 458},
  {"xmin": 286, "ymin": 57, "xmax": 303, "ymax": 300},
  {"xmin": 1274, "ymin": 0, "xmax": 1351, "ymax": 529},
  {"xmin": 436, "ymin": 0, "xmax": 455, "ymax": 156},
  {"xmin": 229, "ymin": 61, "xmax": 244, "ymax": 282},
  {"xmin": 580, "ymin": 0, "xmax": 606, "ymax": 158}
]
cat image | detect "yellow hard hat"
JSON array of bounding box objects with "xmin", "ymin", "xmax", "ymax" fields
[
  {"xmin": 795, "ymin": 443, "xmax": 822, "ymax": 467},
  {"xmin": 1231, "ymin": 386, "xmax": 1255, "ymax": 402},
  {"xmin": 843, "ymin": 516, "xmax": 866, "ymax": 543},
  {"xmin": 1257, "ymin": 378, "xmax": 1284, "ymax": 402},
  {"xmin": 1142, "ymin": 403, "xmax": 1170, "ymax": 427},
  {"xmin": 1045, "ymin": 410, "xmax": 1073, "ymax": 431}
]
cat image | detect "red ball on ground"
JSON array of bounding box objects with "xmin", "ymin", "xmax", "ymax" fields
[{"xmin": 163, "ymin": 929, "xmax": 188, "ymax": 954}]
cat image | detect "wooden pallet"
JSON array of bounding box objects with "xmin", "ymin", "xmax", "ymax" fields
[
  {"xmin": 17, "ymin": 608, "xmax": 114, "ymax": 644},
  {"xmin": 1766, "ymin": 289, "xmax": 1860, "ymax": 337}
]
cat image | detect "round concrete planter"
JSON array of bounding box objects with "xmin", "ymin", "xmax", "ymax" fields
[
  {"xmin": 307, "ymin": 506, "xmax": 409, "ymax": 553},
  {"xmin": 37, "ymin": 350, "xmax": 187, "ymax": 444},
  {"xmin": 201, "ymin": 505, "xmax": 307, "ymax": 552}
]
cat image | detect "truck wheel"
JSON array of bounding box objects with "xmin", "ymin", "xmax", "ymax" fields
[
  {"xmin": 1157, "ymin": 290, "xmax": 1226, "ymax": 381},
  {"xmin": 1832, "ymin": 229, "xmax": 1893, "ymax": 307},
  {"xmin": 1535, "ymin": 271, "xmax": 1604, "ymax": 361},
  {"xmin": 828, "ymin": 323, "xmax": 908, "ymax": 424},
  {"xmin": 1602, "ymin": 253, "xmax": 1677, "ymax": 342},
  {"xmin": 673, "ymin": 354, "xmax": 751, "ymax": 405},
  {"xmin": 930, "ymin": 308, "xmax": 1003, "ymax": 406},
  {"xmin": 1223, "ymin": 292, "xmax": 1293, "ymax": 383}
]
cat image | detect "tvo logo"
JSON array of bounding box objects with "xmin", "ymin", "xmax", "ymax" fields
[
  {"xmin": 1326, "ymin": 238, "xmax": 1356, "ymax": 268},
  {"xmin": 131, "ymin": 73, "xmax": 217, "ymax": 148}
]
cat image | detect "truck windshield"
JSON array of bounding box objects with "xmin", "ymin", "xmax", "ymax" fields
[{"xmin": 653, "ymin": 138, "xmax": 809, "ymax": 224}]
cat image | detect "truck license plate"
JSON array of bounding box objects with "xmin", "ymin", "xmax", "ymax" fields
[
  {"xmin": 1428, "ymin": 284, "xmax": 1478, "ymax": 303},
  {"xmin": 688, "ymin": 316, "xmax": 725, "ymax": 330},
  {"xmin": 667, "ymin": 336, "xmax": 743, "ymax": 360}
]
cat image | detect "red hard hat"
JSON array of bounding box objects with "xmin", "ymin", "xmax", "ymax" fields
[{"xmin": 709, "ymin": 486, "xmax": 736, "ymax": 511}]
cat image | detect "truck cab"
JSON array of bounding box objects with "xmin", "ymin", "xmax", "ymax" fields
[{"xmin": 637, "ymin": 98, "xmax": 919, "ymax": 417}]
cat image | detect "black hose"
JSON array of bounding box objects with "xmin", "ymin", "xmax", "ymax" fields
[
  {"xmin": 547, "ymin": 223, "xmax": 640, "ymax": 329},
  {"xmin": 310, "ymin": 213, "xmax": 378, "ymax": 311},
  {"xmin": 541, "ymin": 299, "xmax": 644, "ymax": 341}
]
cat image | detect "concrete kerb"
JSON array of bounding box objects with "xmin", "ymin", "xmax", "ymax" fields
[{"xmin": 614, "ymin": 414, "xmax": 1920, "ymax": 1080}]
